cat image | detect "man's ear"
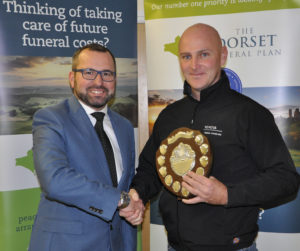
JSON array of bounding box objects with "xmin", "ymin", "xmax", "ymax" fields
[
  {"xmin": 221, "ymin": 46, "xmax": 228, "ymax": 67},
  {"xmin": 69, "ymin": 71, "xmax": 75, "ymax": 89}
]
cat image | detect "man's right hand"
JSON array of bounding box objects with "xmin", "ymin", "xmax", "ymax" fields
[{"xmin": 119, "ymin": 189, "xmax": 145, "ymax": 225}]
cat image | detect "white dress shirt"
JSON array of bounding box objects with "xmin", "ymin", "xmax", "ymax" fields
[{"xmin": 79, "ymin": 101, "xmax": 123, "ymax": 183}]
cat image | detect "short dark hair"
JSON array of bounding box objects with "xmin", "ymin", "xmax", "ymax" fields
[{"xmin": 72, "ymin": 43, "xmax": 116, "ymax": 71}]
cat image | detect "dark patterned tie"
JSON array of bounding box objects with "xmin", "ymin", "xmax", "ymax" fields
[{"xmin": 91, "ymin": 112, "xmax": 118, "ymax": 187}]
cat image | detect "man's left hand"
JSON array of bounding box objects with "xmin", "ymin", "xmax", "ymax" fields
[{"xmin": 182, "ymin": 171, "xmax": 228, "ymax": 205}]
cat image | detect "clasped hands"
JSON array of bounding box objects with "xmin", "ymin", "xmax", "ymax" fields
[
  {"xmin": 119, "ymin": 189, "xmax": 145, "ymax": 225},
  {"xmin": 119, "ymin": 172, "xmax": 228, "ymax": 225}
]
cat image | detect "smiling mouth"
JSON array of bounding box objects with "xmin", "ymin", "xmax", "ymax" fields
[
  {"xmin": 190, "ymin": 69, "xmax": 205, "ymax": 74},
  {"xmin": 190, "ymin": 72, "xmax": 205, "ymax": 78},
  {"xmin": 91, "ymin": 89, "xmax": 104, "ymax": 94},
  {"xmin": 89, "ymin": 88, "xmax": 107, "ymax": 95}
]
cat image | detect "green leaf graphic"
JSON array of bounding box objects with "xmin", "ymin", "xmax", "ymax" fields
[
  {"xmin": 164, "ymin": 35, "xmax": 180, "ymax": 56},
  {"xmin": 16, "ymin": 150, "xmax": 35, "ymax": 174}
]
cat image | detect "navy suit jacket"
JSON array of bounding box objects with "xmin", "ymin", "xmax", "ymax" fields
[{"xmin": 29, "ymin": 96, "xmax": 137, "ymax": 251}]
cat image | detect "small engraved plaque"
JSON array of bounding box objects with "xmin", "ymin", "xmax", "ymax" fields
[{"xmin": 156, "ymin": 127, "xmax": 212, "ymax": 198}]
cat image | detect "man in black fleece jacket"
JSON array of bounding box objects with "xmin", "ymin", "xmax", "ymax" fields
[{"xmin": 121, "ymin": 23, "xmax": 300, "ymax": 251}]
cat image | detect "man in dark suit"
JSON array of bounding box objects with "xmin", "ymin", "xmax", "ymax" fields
[{"xmin": 29, "ymin": 44, "xmax": 144, "ymax": 251}]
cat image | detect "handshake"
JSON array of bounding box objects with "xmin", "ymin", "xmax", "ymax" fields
[
  {"xmin": 119, "ymin": 189, "xmax": 145, "ymax": 225},
  {"xmin": 118, "ymin": 172, "xmax": 229, "ymax": 226}
]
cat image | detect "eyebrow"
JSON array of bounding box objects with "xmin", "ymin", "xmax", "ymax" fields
[{"xmin": 179, "ymin": 49, "xmax": 211, "ymax": 55}]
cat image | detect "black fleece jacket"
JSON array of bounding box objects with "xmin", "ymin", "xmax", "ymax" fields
[{"xmin": 131, "ymin": 70, "xmax": 299, "ymax": 251}]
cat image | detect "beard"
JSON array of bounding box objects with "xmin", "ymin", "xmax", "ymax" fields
[{"xmin": 75, "ymin": 85, "xmax": 115, "ymax": 109}]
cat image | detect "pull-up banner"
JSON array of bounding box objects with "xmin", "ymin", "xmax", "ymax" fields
[
  {"xmin": 144, "ymin": 1, "xmax": 300, "ymax": 250},
  {"xmin": 0, "ymin": 1, "xmax": 137, "ymax": 250},
  {"xmin": 0, "ymin": 1, "xmax": 136, "ymax": 57}
]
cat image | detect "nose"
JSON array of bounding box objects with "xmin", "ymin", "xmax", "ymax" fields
[
  {"xmin": 94, "ymin": 72, "xmax": 104, "ymax": 85},
  {"xmin": 190, "ymin": 56, "xmax": 199, "ymax": 70}
]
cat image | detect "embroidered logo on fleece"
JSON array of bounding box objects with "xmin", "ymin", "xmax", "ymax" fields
[{"xmin": 203, "ymin": 125, "xmax": 223, "ymax": 137}]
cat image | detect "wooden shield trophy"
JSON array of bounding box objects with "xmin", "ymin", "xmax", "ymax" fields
[{"xmin": 156, "ymin": 127, "xmax": 212, "ymax": 198}]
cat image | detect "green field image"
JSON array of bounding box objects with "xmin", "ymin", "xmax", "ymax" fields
[{"xmin": 290, "ymin": 149, "xmax": 300, "ymax": 168}]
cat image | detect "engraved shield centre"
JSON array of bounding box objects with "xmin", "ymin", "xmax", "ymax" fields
[{"xmin": 170, "ymin": 142, "xmax": 195, "ymax": 176}]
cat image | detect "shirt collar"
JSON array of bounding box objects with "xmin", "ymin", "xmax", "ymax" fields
[{"xmin": 78, "ymin": 99, "xmax": 108, "ymax": 116}]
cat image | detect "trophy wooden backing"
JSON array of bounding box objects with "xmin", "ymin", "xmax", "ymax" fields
[{"xmin": 156, "ymin": 127, "xmax": 212, "ymax": 198}]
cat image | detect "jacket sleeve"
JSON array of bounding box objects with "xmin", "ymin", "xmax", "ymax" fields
[
  {"xmin": 227, "ymin": 103, "xmax": 300, "ymax": 207},
  {"xmin": 32, "ymin": 108, "xmax": 122, "ymax": 221}
]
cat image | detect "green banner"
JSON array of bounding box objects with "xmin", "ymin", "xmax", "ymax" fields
[
  {"xmin": 0, "ymin": 188, "xmax": 40, "ymax": 251},
  {"xmin": 144, "ymin": 0, "xmax": 300, "ymax": 20}
]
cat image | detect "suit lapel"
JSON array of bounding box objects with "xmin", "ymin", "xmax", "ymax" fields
[
  {"xmin": 68, "ymin": 96, "xmax": 94, "ymax": 139},
  {"xmin": 67, "ymin": 96, "xmax": 112, "ymax": 183},
  {"xmin": 108, "ymin": 109, "xmax": 130, "ymax": 188}
]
